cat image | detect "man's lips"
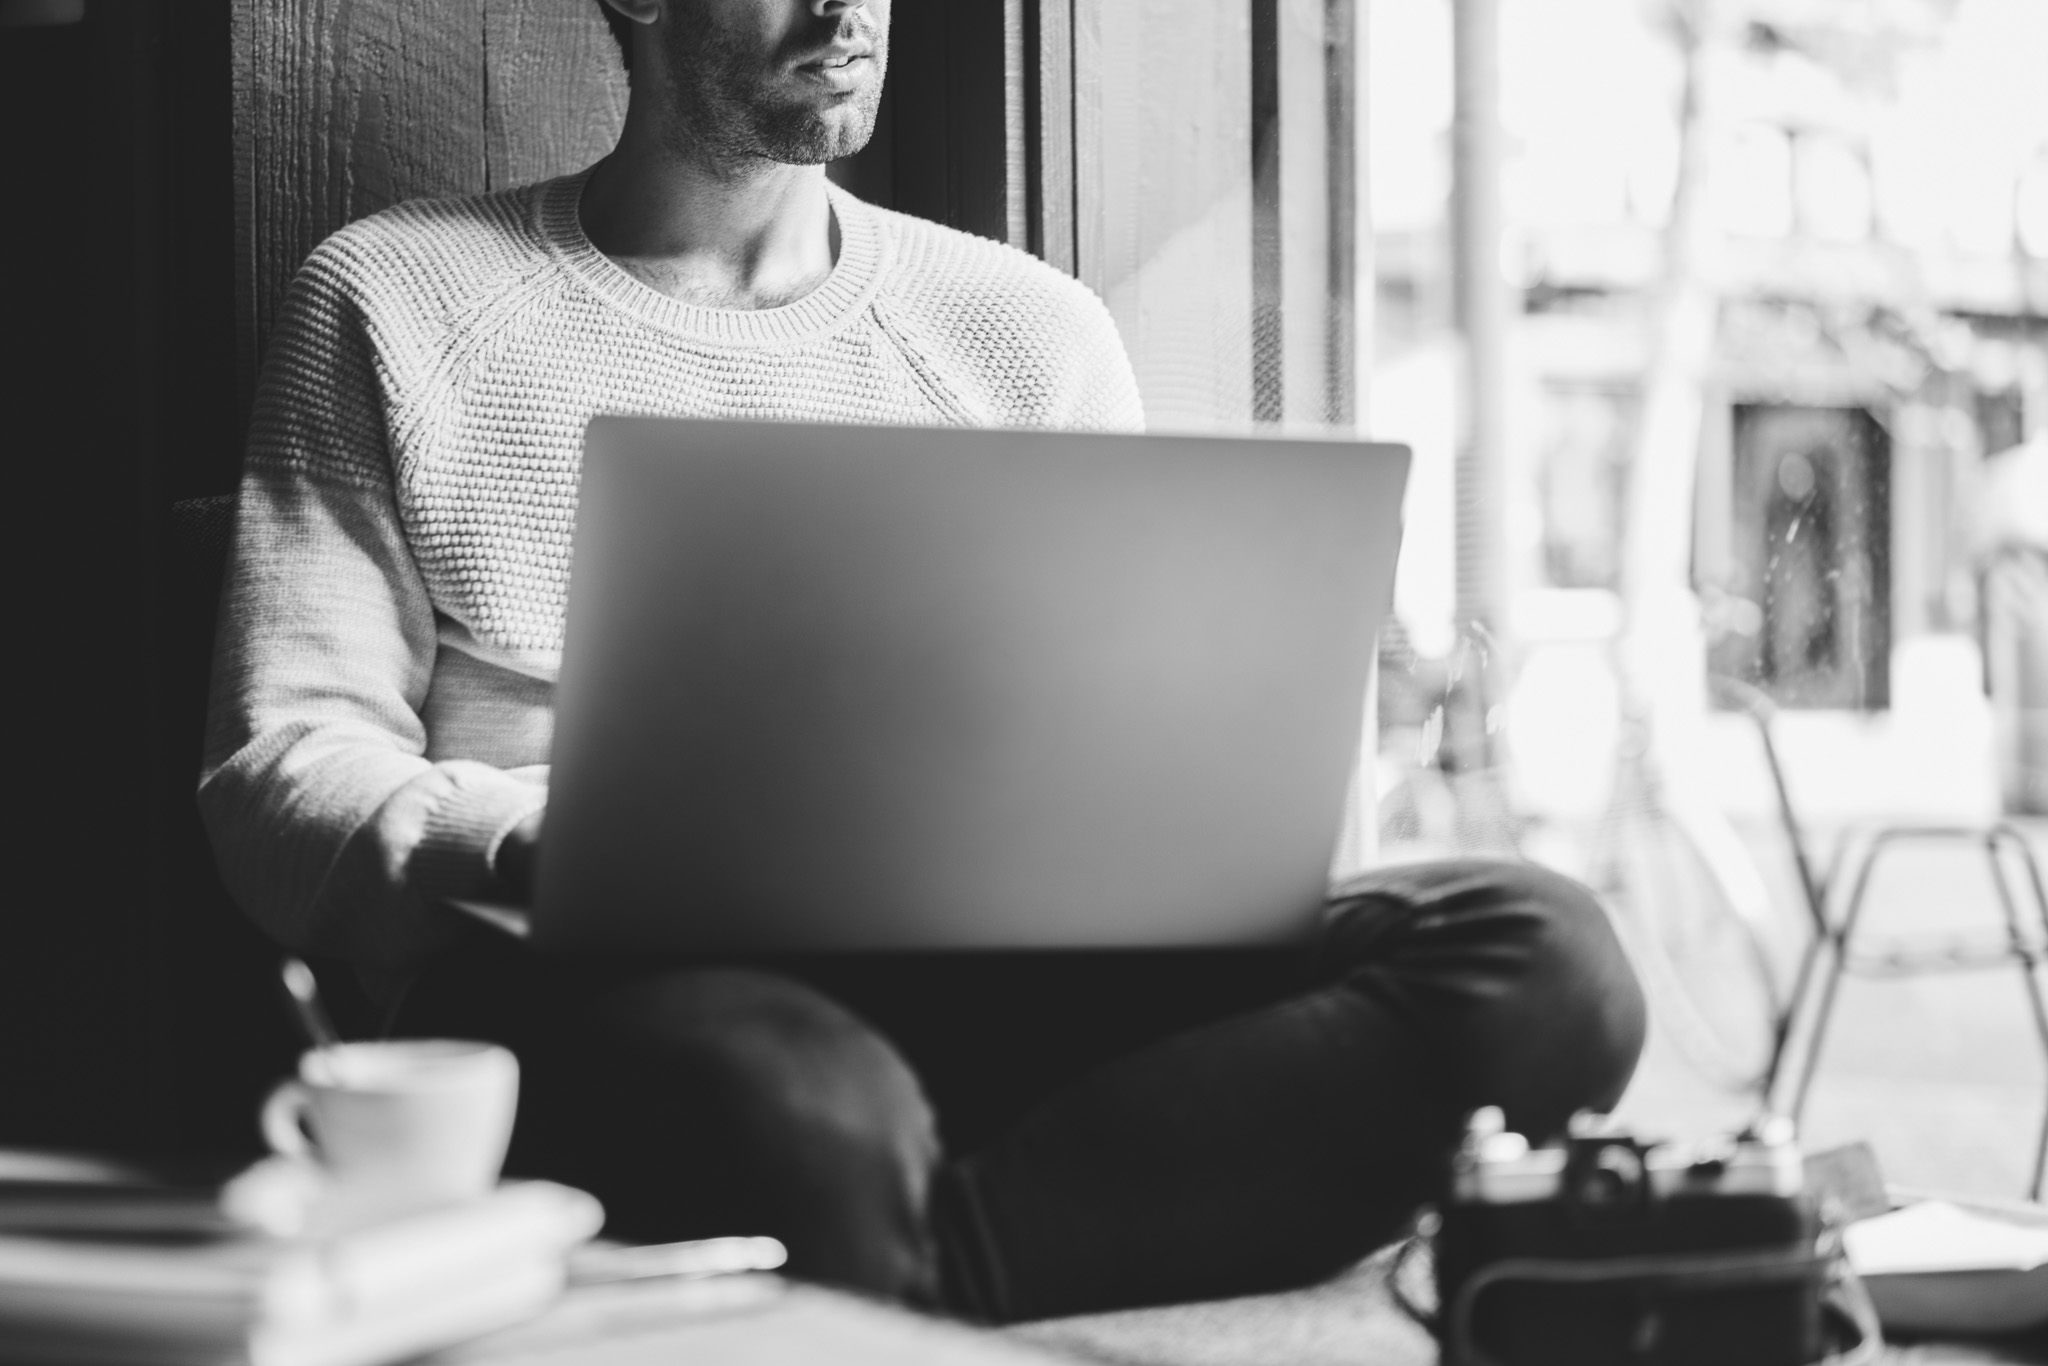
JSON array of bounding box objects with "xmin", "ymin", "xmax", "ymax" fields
[
  {"xmin": 795, "ymin": 44, "xmax": 873, "ymax": 72},
  {"xmin": 792, "ymin": 46, "xmax": 873, "ymax": 91}
]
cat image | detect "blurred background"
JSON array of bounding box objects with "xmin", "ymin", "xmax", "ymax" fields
[{"xmin": 1353, "ymin": 0, "xmax": 2048, "ymax": 1201}]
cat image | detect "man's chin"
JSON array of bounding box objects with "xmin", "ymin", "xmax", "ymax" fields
[{"xmin": 759, "ymin": 106, "xmax": 880, "ymax": 166}]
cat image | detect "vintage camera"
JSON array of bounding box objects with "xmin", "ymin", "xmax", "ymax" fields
[{"xmin": 1432, "ymin": 1109, "xmax": 1831, "ymax": 1366}]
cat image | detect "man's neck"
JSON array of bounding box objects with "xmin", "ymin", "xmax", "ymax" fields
[{"xmin": 580, "ymin": 113, "xmax": 838, "ymax": 311}]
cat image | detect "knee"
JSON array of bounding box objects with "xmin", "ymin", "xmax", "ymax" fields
[
  {"xmin": 1326, "ymin": 859, "xmax": 1646, "ymax": 1139},
  {"xmin": 529, "ymin": 970, "xmax": 941, "ymax": 1294},
  {"xmin": 582, "ymin": 969, "xmax": 931, "ymax": 1139}
]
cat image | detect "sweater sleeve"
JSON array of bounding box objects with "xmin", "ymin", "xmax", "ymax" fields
[
  {"xmin": 198, "ymin": 247, "xmax": 547, "ymax": 971},
  {"xmin": 1063, "ymin": 296, "xmax": 1145, "ymax": 434}
]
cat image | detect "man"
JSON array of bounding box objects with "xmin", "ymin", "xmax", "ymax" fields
[{"xmin": 203, "ymin": 0, "xmax": 1644, "ymax": 1321}]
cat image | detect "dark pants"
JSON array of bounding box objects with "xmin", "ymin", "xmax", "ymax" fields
[{"xmin": 394, "ymin": 859, "xmax": 1645, "ymax": 1322}]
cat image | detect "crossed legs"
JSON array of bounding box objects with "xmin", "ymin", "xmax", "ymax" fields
[{"xmin": 394, "ymin": 859, "xmax": 1645, "ymax": 1321}]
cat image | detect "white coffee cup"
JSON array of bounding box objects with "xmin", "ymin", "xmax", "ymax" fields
[{"xmin": 261, "ymin": 1040, "xmax": 520, "ymax": 1212}]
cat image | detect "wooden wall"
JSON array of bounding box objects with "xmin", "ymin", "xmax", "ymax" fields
[{"xmin": 232, "ymin": 0, "xmax": 628, "ymax": 396}]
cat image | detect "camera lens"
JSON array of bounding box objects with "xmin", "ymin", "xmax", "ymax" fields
[{"xmin": 1574, "ymin": 1143, "xmax": 1646, "ymax": 1206}]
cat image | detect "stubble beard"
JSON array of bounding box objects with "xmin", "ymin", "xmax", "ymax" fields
[{"xmin": 660, "ymin": 14, "xmax": 888, "ymax": 168}]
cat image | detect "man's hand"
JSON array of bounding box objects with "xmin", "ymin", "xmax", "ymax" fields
[{"xmin": 491, "ymin": 807, "xmax": 546, "ymax": 907}]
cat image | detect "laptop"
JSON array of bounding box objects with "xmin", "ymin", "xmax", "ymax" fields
[{"xmin": 488, "ymin": 417, "xmax": 1408, "ymax": 953}]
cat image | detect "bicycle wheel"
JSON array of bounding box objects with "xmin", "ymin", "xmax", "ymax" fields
[{"xmin": 1593, "ymin": 768, "xmax": 1784, "ymax": 1096}]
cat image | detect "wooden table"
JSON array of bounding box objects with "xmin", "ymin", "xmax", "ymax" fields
[
  {"xmin": 436, "ymin": 1277, "xmax": 1082, "ymax": 1366},
  {"xmin": 436, "ymin": 1265, "xmax": 2046, "ymax": 1366}
]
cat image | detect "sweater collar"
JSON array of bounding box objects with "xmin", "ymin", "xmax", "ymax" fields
[{"xmin": 536, "ymin": 166, "xmax": 885, "ymax": 346}]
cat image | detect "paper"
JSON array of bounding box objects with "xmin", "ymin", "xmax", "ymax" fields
[
  {"xmin": 1843, "ymin": 1200, "xmax": 2048, "ymax": 1276},
  {"xmin": 448, "ymin": 899, "xmax": 534, "ymax": 939}
]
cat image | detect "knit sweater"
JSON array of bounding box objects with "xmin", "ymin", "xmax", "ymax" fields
[{"xmin": 200, "ymin": 169, "xmax": 1146, "ymax": 973}]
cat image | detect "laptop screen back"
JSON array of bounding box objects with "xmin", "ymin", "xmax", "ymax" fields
[{"xmin": 536, "ymin": 418, "xmax": 1409, "ymax": 952}]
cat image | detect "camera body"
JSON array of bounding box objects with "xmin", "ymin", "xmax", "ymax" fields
[{"xmin": 1433, "ymin": 1110, "xmax": 1824, "ymax": 1366}]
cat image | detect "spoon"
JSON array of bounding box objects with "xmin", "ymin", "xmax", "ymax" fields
[{"xmin": 279, "ymin": 957, "xmax": 341, "ymax": 1053}]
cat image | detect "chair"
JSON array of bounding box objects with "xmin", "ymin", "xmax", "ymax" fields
[
  {"xmin": 1713, "ymin": 676, "xmax": 2048, "ymax": 1201},
  {"xmin": 1785, "ymin": 823, "xmax": 2048, "ymax": 1201}
]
